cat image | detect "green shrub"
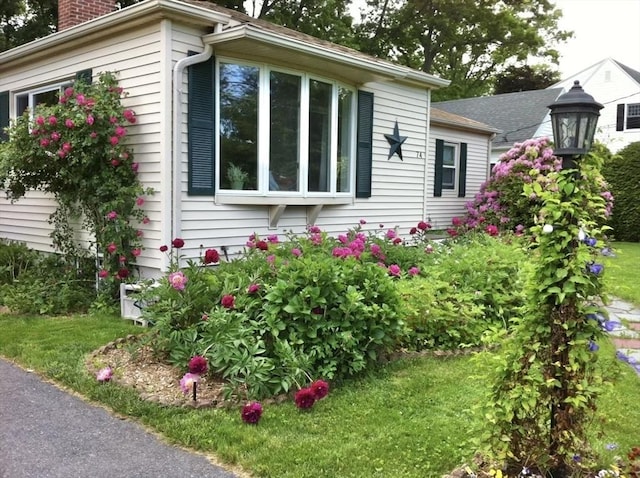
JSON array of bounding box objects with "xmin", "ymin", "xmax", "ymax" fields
[
  {"xmin": 0, "ymin": 239, "xmax": 38, "ymax": 286},
  {"xmin": 144, "ymin": 230, "xmax": 406, "ymax": 399},
  {"xmin": 0, "ymin": 249, "xmax": 96, "ymax": 314},
  {"xmin": 603, "ymin": 141, "xmax": 640, "ymax": 241}
]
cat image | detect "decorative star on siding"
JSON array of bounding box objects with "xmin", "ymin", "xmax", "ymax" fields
[{"xmin": 384, "ymin": 120, "xmax": 407, "ymax": 161}]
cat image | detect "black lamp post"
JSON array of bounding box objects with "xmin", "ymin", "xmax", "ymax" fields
[{"xmin": 548, "ymin": 80, "xmax": 604, "ymax": 169}]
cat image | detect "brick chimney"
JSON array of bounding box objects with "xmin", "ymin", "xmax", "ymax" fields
[{"xmin": 58, "ymin": 0, "xmax": 116, "ymax": 31}]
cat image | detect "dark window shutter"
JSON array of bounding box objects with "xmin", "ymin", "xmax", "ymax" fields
[
  {"xmin": 616, "ymin": 104, "xmax": 625, "ymax": 131},
  {"xmin": 187, "ymin": 53, "xmax": 216, "ymax": 195},
  {"xmin": 0, "ymin": 91, "xmax": 9, "ymax": 142},
  {"xmin": 356, "ymin": 90, "xmax": 373, "ymax": 198},
  {"xmin": 434, "ymin": 138, "xmax": 444, "ymax": 197},
  {"xmin": 458, "ymin": 142, "xmax": 467, "ymax": 197},
  {"xmin": 75, "ymin": 69, "xmax": 93, "ymax": 84}
]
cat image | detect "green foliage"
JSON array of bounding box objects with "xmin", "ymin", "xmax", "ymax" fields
[
  {"xmin": 0, "ymin": 249, "xmax": 96, "ymax": 314},
  {"xmin": 479, "ymin": 149, "xmax": 612, "ymax": 476},
  {"xmin": 493, "ymin": 64, "xmax": 561, "ymax": 95},
  {"xmin": 144, "ymin": 231, "xmax": 405, "ymax": 400},
  {"xmin": 602, "ymin": 141, "xmax": 640, "ymax": 242},
  {"xmin": 0, "ymin": 239, "xmax": 38, "ymax": 285},
  {"xmin": 398, "ymin": 235, "xmax": 527, "ymax": 350},
  {"xmin": 0, "ymin": 72, "xmax": 152, "ymax": 297}
]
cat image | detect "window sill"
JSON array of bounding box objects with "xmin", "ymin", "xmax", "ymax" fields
[{"xmin": 215, "ymin": 194, "xmax": 354, "ymax": 228}]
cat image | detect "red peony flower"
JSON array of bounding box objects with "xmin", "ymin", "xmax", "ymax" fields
[
  {"xmin": 241, "ymin": 402, "xmax": 263, "ymax": 424},
  {"xmin": 310, "ymin": 380, "xmax": 329, "ymax": 400},
  {"xmin": 203, "ymin": 248, "xmax": 219, "ymax": 264},
  {"xmin": 117, "ymin": 268, "xmax": 129, "ymax": 278},
  {"xmin": 159, "ymin": 245, "xmax": 168, "ymax": 252},
  {"xmin": 221, "ymin": 294, "xmax": 235, "ymax": 309},
  {"xmin": 417, "ymin": 221, "xmax": 430, "ymax": 231},
  {"xmin": 256, "ymin": 240, "xmax": 268, "ymax": 251},
  {"xmin": 294, "ymin": 387, "xmax": 316, "ymax": 409},
  {"xmin": 409, "ymin": 227, "xmax": 417, "ymax": 235},
  {"xmin": 172, "ymin": 238, "xmax": 185, "ymax": 249},
  {"xmin": 188, "ymin": 355, "xmax": 208, "ymax": 375}
]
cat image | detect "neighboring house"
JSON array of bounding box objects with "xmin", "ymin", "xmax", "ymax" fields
[
  {"xmin": 0, "ymin": 0, "xmax": 496, "ymax": 276},
  {"xmin": 434, "ymin": 88, "xmax": 564, "ymax": 167},
  {"xmin": 549, "ymin": 58, "xmax": 640, "ymax": 153}
]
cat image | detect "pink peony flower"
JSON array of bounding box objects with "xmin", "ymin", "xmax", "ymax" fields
[
  {"xmin": 266, "ymin": 254, "xmax": 275, "ymax": 264},
  {"xmin": 294, "ymin": 387, "xmax": 316, "ymax": 409},
  {"xmin": 267, "ymin": 234, "xmax": 279, "ymax": 243},
  {"xmin": 388, "ymin": 264, "xmax": 401, "ymax": 276},
  {"xmin": 359, "ymin": 219, "xmax": 367, "ymax": 225},
  {"xmin": 485, "ymin": 225, "xmax": 499, "ymax": 237},
  {"xmin": 425, "ymin": 244, "xmax": 434, "ymax": 254},
  {"xmin": 385, "ymin": 229, "xmax": 397, "ymax": 240},
  {"xmin": 188, "ymin": 356, "xmax": 208, "ymax": 375},
  {"xmin": 241, "ymin": 402, "xmax": 263, "ymax": 424},
  {"xmin": 310, "ymin": 380, "xmax": 329, "ymax": 400},
  {"xmin": 96, "ymin": 367, "xmax": 113, "ymax": 382},
  {"xmin": 247, "ymin": 283, "xmax": 260, "ymax": 294},
  {"xmin": 203, "ymin": 248, "xmax": 219, "ymax": 264},
  {"xmin": 107, "ymin": 242, "xmax": 117, "ymax": 254},
  {"xmin": 172, "ymin": 238, "xmax": 185, "ymax": 249},
  {"xmin": 179, "ymin": 373, "xmax": 199, "ymax": 395},
  {"xmin": 168, "ymin": 271, "xmax": 187, "ymax": 291},
  {"xmin": 106, "ymin": 211, "xmax": 118, "ymax": 220},
  {"xmin": 291, "ymin": 248, "xmax": 302, "ymax": 257},
  {"xmin": 221, "ymin": 294, "xmax": 235, "ymax": 308},
  {"xmin": 408, "ymin": 266, "xmax": 420, "ymax": 276},
  {"xmin": 308, "ymin": 225, "xmax": 321, "ymax": 234}
]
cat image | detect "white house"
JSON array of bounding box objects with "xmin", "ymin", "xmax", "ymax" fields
[
  {"xmin": 0, "ymin": 0, "xmax": 497, "ymax": 276},
  {"xmin": 549, "ymin": 58, "xmax": 640, "ymax": 153}
]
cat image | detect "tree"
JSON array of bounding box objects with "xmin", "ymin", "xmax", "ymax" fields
[
  {"xmin": 355, "ymin": 0, "xmax": 572, "ymax": 100},
  {"xmin": 603, "ymin": 141, "xmax": 640, "ymax": 242},
  {"xmin": 493, "ymin": 64, "xmax": 561, "ymax": 94}
]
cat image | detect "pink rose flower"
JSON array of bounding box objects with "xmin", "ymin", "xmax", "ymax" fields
[
  {"xmin": 48, "ymin": 116, "xmax": 58, "ymax": 125},
  {"xmin": 106, "ymin": 211, "xmax": 118, "ymax": 220},
  {"xmin": 142, "ymin": 217, "xmax": 150, "ymax": 224},
  {"xmin": 50, "ymin": 131, "xmax": 60, "ymax": 141},
  {"xmin": 65, "ymin": 119, "xmax": 75, "ymax": 128},
  {"xmin": 90, "ymin": 131, "xmax": 97, "ymax": 139},
  {"xmin": 35, "ymin": 116, "xmax": 45, "ymax": 125},
  {"xmin": 123, "ymin": 109, "xmax": 136, "ymax": 123},
  {"xmin": 136, "ymin": 197, "xmax": 144, "ymax": 206},
  {"xmin": 111, "ymin": 159, "xmax": 120, "ymax": 167},
  {"xmin": 131, "ymin": 162, "xmax": 139, "ymax": 172},
  {"xmin": 75, "ymin": 93, "xmax": 86, "ymax": 105},
  {"xmin": 86, "ymin": 115, "xmax": 95, "ymax": 126},
  {"xmin": 62, "ymin": 142, "xmax": 72, "ymax": 153},
  {"xmin": 131, "ymin": 248, "xmax": 141, "ymax": 257},
  {"xmin": 107, "ymin": 242, "xmax": 117, "ymax": 254},
  {"xmin": 109, "ymin": 136, "xmax": 119, "ymax": 146},
  {"xmin": 98, "ymin": 269, "xmax": 109, "ymax": 279},
  {"xmin": 64, "ymin": 87, "xmax": 74, "ymax": 97},
  {"xmin": 109, "ymin": 116, "xmax": 118, "ymax": 124},
  {"xmin": 40, "ymin": 138, "xmax": 50, "ymax": 147}
]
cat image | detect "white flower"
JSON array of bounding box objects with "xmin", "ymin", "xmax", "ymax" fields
[
  {"xmin": 96, "ymin": 366, "xmax": 113, "ymax": 382},
  {"xmin": 542, "ymin": 224, "xmax": 554, "ymax": 234},
  {"xmin": 578, "ymin": 228, "xmax": 586, "ymax": 241}
]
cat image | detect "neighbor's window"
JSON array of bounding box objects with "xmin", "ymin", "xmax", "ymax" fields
[
  {"xmin": 442, "ymin": 142, "xmax": 457, "ymax": 190},
  {"xmin": 15, "ymin": 82, "xmax": 71, "ymax": 118},
  {"xmin": 218, "ymin": 59, "xmax": 356, "ymax": 195},
  {"xmin": 627, "ymin": 103, "xmax": 640, "ymax": 129}
]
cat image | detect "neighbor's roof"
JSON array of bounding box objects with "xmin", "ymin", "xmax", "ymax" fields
[
  {"xmin": 434, "ymin": 88, "xmax": 564, "ymax": 148},
  {"xmin": 430, "ymin": 108, "xmax": 500, "ymax": 136}
]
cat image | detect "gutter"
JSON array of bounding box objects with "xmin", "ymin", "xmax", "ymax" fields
[{"xmin": 171, "ymin": 42, "xmax": 215, "ymax": 255}]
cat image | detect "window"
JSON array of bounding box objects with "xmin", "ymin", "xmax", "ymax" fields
[
  {"xmin": 15, "ymin": 82, "xmax": 72, "ymax": 118},
  {"xmin": 217, "ymin": 59, "xmax": 356, "ymax": 196},
  {"xmin": 434, "ymin": 139, "xmax": 467, "ymax": 198},
  {"xmin": 616, "ymin": 103, "xmax": 640, "ymax": 131}
]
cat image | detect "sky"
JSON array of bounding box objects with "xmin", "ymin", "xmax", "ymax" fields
[{"xmin": 552, "ymin": 0, "xmax": 640, "ymax": 78}]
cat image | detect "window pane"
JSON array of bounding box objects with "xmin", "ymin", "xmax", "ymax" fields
[
  {"xmin": 16, "ymin": 94, "xmax": 29, "ymax": 117},
  {"xmin": 442, "ymin": 167, "xmax": 455, "ymax": 188},
  {"xmin": 33, "ymin": 89, "xmax": 60, "ymax": 108},
  {"xmin": 219, "ymin": 63, "xmax": 259, "ymax": 190},
  {"xmin": 443, "ymin": 145, "xmax": 455, "ymax": 166},
  {"xmin": 337, "ymin": 88, "xmax": 353, "ymax": 193},
  {"xmin": 308, "ymin": 80, "xmax": 332, "ymax": 192},
  {"xmin": 270, "ymin": 71, "xmax": 301, "ymax": 191}
]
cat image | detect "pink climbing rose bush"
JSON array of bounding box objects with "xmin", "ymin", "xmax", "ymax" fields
[{"xmin": 0, "ymin": 71, "xmax": 153, "ymax": 298}]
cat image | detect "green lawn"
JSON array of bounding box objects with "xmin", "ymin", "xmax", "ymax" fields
[
  {"xmin": 603, "ymin": 242, "xmax": 640, "ymax": 306},
  {"xmin": 1, "ymin": 312, "xmax": 639, "ymax": 477}
]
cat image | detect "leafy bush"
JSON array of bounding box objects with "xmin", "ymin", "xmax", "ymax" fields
[
  {"xmin": 144, "ymin": 228, "xmax": 407, "ymax": 399},
  {"xmin": 0, "ymin": 239, "xmax": 38, "ymax": 286},
  {"xmin": 398, "ymin": 234, "xmax": 528, "ymax": 349},
  {"xmin": 0, "ymin": 250, "xmax": 96, "ymax": 314},
  {"xmin": 603, "ymin": 141, "xmax": 640, "ymax": 241}
]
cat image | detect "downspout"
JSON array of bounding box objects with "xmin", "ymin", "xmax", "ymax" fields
[
  {"xmin": 423, "ymin": 88, "xmax": 432, "ymax": 223},
  {"xmin": 171, "ymin": 41, "xmax": 215, "ymax": 253}
]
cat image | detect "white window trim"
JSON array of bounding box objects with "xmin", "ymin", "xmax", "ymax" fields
[{"xmin": 215, "ymin": 56, "xmax": 357, "ymax": 202}]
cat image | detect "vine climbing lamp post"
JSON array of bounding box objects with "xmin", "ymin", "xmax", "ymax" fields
[{"xmin": 546, "ymin": 81, "xmax": 603, "ymax": 474}]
